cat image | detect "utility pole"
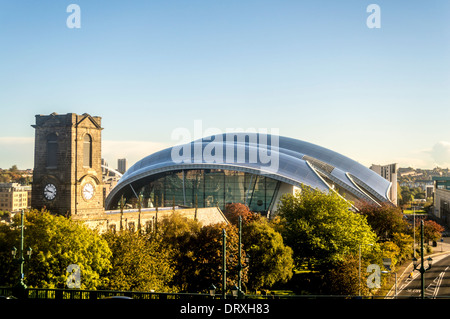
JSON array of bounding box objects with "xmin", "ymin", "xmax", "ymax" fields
[
  {"xmin": 238, "ymin": 216, "xmax": 242, "ymax": 295},
  {"xmin": 18, "ymin": 209, "xmax": 26, "ymax": 290},
  {"xmin": 222, "ymin": 229, "xmax": 227, "ymax": 299},
  {"xmin": 12, "ymin": 210, "xmax": 30, "ymax": 299},
  {"xmin": 412, "ymin": 220, "xmax": 433, "ymax": 299}
]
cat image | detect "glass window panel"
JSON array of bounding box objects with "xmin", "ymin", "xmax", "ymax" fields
[
  {"xmin": 125, "ymin": 169, "xmax": 280, "ymax": 214},
  {"xmin": 204, "ymin": 170, "xmax": 224, "ymax": 208}
]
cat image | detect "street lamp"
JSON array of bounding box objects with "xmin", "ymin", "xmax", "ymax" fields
[
  {"xmin": 412, "ymin": 220, "xmax": 433, "ymax": 299},
  {"xmin": 231, "ymin": 285, "xmax": 239, "ymax": 299},
  {"xmin": 412, "ymin": 256, "xmax": 433, "ymax": 270},
  {"xmin": 222, "ymin": 229, "xmax": 227, "ymax": 300},
  {"xmin": 209, "ymin": 284, "xmax": 216, "ymax": 298},
  {"xmin": 11, "ymin": 246, "xmax": 32, "ymax": 260},
  {"xmin": 236, "ymin": 216, "xmax": 250, "ymax": 299},
  {"xmin": 12, "ymin": 210, "xmax": 31, "ymax": 297},
  {"xmin": 26, "ymin": 247, "xmax": 32, "ymax": 259}
]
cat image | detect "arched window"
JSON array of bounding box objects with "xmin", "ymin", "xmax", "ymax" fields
[
  {"xmin": 46, "ymin": 134, "xmax": 58, "ymax": 168},
  {"xmin": 83, "ymin": 134, "xmax": 92, "ymax": 167}
]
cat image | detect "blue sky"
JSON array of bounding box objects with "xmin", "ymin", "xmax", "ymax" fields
[{"xmin": 0, "ymin": 1, "xmax": 449, "ymax": 170}]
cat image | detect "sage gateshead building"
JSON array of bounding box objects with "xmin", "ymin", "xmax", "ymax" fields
[{"xmin": 105, "ymin": 133, "xmax": 393, "ymax": 215}]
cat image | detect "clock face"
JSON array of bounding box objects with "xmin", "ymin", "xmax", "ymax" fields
[
  {"xmin": 43, "ymin": 183, "xmax": 57, "ymax": 200},
  {"xmin": 82, "ymin": 183, "xmax": 95, "ymax": 200}
]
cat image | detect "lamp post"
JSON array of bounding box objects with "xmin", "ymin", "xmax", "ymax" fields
[
  {"xmin": 222, "ymin": 229, "xmax": 227, "ymax": 299},
  {"xmin": 209, "ymin": 284, "xmax": 216, "ymax": 298},
  {"xmin": 12, "ymin": 210, "xmax": 32, "ymax": 298},
  {"xmin": 412, "ymin": 220, "xmax": 433, "ymax": 299},
  {"xmin": 231, "ymin": 285, "xmax": 239, "ymax": 299},
  {"xmin": 238, "ymin": 216, "xmax": 242, "ymax": 293},
  {"xmin": 236, "ymin": 216, "xmax": 250, "ymax": 299},
  {"xmin": 413, "ymin": 205, "xmax": 416, "ymax": 258}
]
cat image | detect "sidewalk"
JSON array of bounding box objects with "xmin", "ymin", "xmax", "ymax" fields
[{"xmin": 384, "ymin": 237, "xmax": 450, "ymax": 298}]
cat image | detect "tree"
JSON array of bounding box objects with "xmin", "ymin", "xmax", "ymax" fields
[
  {"xmin": 358, "ymin": 202, "xmax": 410, "ymax": 240},
  {"xmin": 419, "ymin": 220, "xmax": 444, "ymax": 243},
  {"xmin": 155, "ymin": 213, "xmax": 246, "ymax": 293},
  {"xmin": 242, "ymin": 219, "xmax": 293, "ymax": 291},
  {"xmin": 102, "ymin": 230, "xmax": 175, "ymax": 292},
  {"xmin": 277, "ymin": 186, "xmax": 377, "ymax": 270},
  {"xmin": 224, "ymin": 203, "xmax": 260, "ymax": 226},
  {"xmin": 155, "ymin": 212, "xmax": 203, "ymax": 291},
  {"xmin": 156, "ymin": 212, "xmax": 202, "ymax": 252},
  {"xmin": 392, "ymin": 232, "xmax": 414, "ymax": 263},
  {"xmin": 0, "ymin": 209, "xmax": 112, "ymax": 289},
  {"xmin": 322, "ymin": 254, "xmax": 361, "ymax": 295}
]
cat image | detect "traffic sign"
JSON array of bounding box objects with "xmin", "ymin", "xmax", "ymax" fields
[{"xmin": 382, "ymin": 258, "xmax": 391, "ymax": 270}]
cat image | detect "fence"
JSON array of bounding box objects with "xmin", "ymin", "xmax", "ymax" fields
[
  {"xmin": 4, "ymin": 286, "xmax": 448, "ymax": 300},
  {"xmin": 0, "ymin": 286, "xmax": 387, "ymax": 300},
  {"xmin": 0, "ymin": 287, "xmax": 215, "ymax": 300}
]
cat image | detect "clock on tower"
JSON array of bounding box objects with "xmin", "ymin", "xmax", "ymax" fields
[{"xmin": 31, "ymin": 113, "xmax": 105, "ymax": 219}]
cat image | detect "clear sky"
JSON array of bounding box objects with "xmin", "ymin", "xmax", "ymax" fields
[{"xmin": 0, "ymin": 1, "xmax": 449, "ymax": 170}]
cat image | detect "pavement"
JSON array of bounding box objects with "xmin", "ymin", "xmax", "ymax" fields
[{"xmin": 384, "ymin": 236, "xmax": 450, "ymax": 298}]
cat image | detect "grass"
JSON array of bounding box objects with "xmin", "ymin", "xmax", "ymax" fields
[{"xmin": 403, "ymin": 209, "xmax": 426, "ymax": 214}]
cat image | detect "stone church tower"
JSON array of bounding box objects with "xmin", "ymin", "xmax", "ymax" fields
[{"xmin": 31, "ymin": 113, "xmax": 105, "ymax": 219}]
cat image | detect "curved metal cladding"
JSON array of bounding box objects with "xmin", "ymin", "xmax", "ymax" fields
[{"xmin": 105, "ymin": 133, "xmax": 391, "ymax": 209}]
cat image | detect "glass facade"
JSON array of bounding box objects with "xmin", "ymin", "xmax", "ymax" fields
[{"xmin": 113, "ymin": 169, "xmax": 281, "ymax": 213}]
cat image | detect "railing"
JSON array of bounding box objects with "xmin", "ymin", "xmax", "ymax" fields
[
  {"xmin": 2, "ymin": 286, "xmax": 450, "ymax": 300},
  {"xmin": 1, "ymin": 287, "xmax": 213, "ymax": 300},
  {"xmin": 0, "ymin": 287, "xmax": 365, "ymax": 300}
]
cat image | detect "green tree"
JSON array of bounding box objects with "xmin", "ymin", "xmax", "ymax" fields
[
  {"xmin": 156, "ymin": 212, "xmax": 202, "ymax": 252},
  {"xmin": 152, "ymin": 212, "xmax": 202, "ymax": 291},
  {"xmin": 322, "ymin": 254, "xmax": 361, "ymax": 295},
  {"xmin": 159, "ymin": 217, "xmax": 245, "ymax": 293},
  {"xmin": 392, "ymin": 232, "xmax": 414, "ymax": 263},
  {"xmin": 277, "ymin": 186, "xmax": 377, "ymax": 270},
  {"xmin": 0, "ymin": 209, "xmax": 112, "ymax": 289},
  {"xmin": 242, "ymin": 219, "xmax": 293, "ymax": 291},
  {"xmin": 102, "ymin": 230, "xmax": 175, "ymax": 292},
  {"xmin": 359, "ymin": 202, "xmax": 410, "ymax": 240}
]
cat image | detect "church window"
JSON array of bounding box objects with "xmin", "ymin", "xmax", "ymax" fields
[
  {"xmin": 83, "ymin": 134, "xmax": 92, "ymax": 167},
  {"xmin": 47, "ymin": 134, "xmax": 58, "ymax": 168}
]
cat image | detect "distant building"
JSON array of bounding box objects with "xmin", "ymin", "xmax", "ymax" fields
[
  {"xmin": 433, "ymin": 177, "xmax": 450, "ymax": 227},
  {"xmin": 426, "ymin": 185, "xmax": 434, "ymax": 199},
  {"xmin": 117, "ymin": 158, "xmax": 127, "ymax": 174},
  {"xmin": 0, "ymin": 183, "xmax": 31, "ymax": 212},
  {"xmin": 370, "ymin": 163, "xmax": 398, "ymax": 206},
  {"xmin": 101, "ymin": 158, "xmax": 109, "ymax": 175}
]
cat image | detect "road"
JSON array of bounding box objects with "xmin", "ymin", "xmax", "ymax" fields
[{"xmin": 395, "ymin": 253, "xmax": 450, "ymax": 298}]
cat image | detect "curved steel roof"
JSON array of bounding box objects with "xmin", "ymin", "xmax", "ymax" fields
[{"xmin": 105, "ymin": 133, "xmax": 391, "ymax": 208}]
